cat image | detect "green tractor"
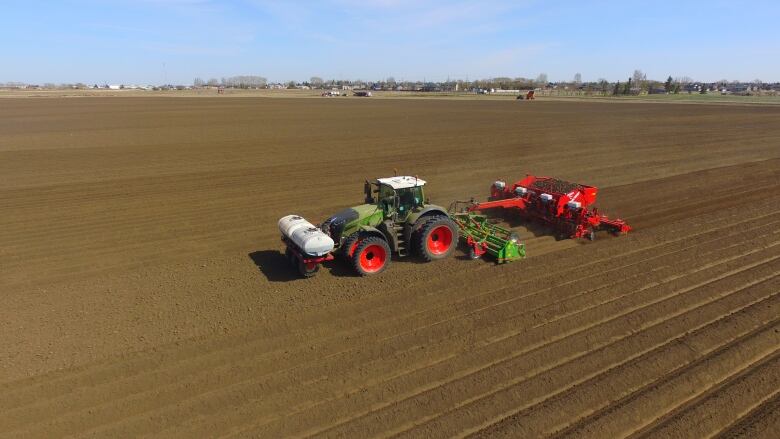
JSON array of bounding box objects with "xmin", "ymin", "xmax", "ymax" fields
[{"xmin": 319, "ymin": 176, "xmax": 459, "ymax": 276}]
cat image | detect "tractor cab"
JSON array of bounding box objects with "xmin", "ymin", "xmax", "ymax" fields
[{"xmin": 365, "ymin": 176, "xmax": 426, "ymax": 221}]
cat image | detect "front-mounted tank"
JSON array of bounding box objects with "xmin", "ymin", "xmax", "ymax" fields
[{"xmin": 278, "ymin": 215, "xmax": 334, "ymax": 257}]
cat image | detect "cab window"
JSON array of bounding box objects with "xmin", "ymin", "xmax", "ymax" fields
[
  {"xmin": 378, "ymin": 184, "xmax": 395, "ymax": 212},
  {"xmin": 397, "ymin": 186, "xmax": 422, "ymax": 212}
]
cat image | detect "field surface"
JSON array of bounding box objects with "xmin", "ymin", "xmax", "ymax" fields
[{"xmin": 1, "ymin": 97, "xmax": 779, "ymax": 438}]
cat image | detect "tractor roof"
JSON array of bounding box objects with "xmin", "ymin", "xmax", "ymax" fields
[{"xmin": 377, "ymin": 176, "xmax": 426, "ymax": 189}]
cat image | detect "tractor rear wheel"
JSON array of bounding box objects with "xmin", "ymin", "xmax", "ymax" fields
[
  {"xmin": 417, "ymin": 216, "xmax": 458, "ymax": 261},
  {"xmin": 351, "ymin": 236, "xmax": 391, "ymax": 276}
]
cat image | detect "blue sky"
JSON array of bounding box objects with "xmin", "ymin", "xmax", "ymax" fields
[{"xmin": 2, "ymin": 0, "xmax": 779, "ymax": 84}]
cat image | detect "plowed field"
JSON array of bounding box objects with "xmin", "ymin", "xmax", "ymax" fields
[{"xmin": 1, "ymin": 97, "xmax": 779, "ymax": 438}]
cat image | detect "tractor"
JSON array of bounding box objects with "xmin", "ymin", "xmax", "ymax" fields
[{"xmin": 281, "ymin": 176, "xmax": 459, "ymax": 277}]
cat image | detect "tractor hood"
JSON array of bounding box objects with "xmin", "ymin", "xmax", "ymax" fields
[
  {"xmin": 321, "ymin": 204, "xmax": 379, "ymax": 244},
  {"xmin": 349, "ymin": 203, "xmax": 380, "ymax": 219}
]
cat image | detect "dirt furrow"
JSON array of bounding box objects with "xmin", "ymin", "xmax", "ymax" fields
[
  {"xmin": 712, "ymin": 393, "xmax": 780, "ymax": 439},
  {"xmin": 625, "ymin": 354, "xmax": 780, "ymax": 439},
  {"xmin": 5, "ymin": 203, "xmax": 763, "ymax": 409},
  {"xmin": 292, "ymin": 282, "xmax": 777, "ymax": 436},
  {"xmin": 467, "ymin": 320, "xmax": 780, "ymax": 439},
  {"xmin": 2, "ymin": 97, "xmax": 778, "ymax": 438},
  {"xmin": 257, "ymin": 255, "xmax": 780, "ymax": 437},
  {"xmin": 142, "ymin": 231, "xmax": 778, "ymax": 437},
  {"xmin": 7, "ymin": 218, "xmax": 774, "ymax": 437}
]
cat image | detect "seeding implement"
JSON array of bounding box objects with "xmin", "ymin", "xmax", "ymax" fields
[
  {"xmin": 449, "ymin": 202, "xmax": 525, "ymax": 263},
  {"xmin": 470, "ymin": 175, "xmax": 631, "ymax": 240}
]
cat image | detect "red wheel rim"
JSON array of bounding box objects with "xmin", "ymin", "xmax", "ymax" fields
[
  {"xmin": 359, "ymin": 244, "xmax": 387, "ymax": 272},
  {"xmin": 427, "ymin": 225, "xmax": 453, "ymax": 255}
]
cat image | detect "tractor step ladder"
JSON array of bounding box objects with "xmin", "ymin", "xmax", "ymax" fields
[{"xmin": 393, "ymin": 224, "xmax": 408, "ymax": 257}]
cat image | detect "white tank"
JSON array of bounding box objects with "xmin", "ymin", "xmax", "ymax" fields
[
  {"xmin": 566, "ymin": 201, "xmax": 582, "ymax": 209},
  {"xmin": 278, "ymin": 215, "xmax": 335, "ymax": 257},
  {"xmin": 493, "ymin": 180, "xmax": 506, "ymax": 190},
  {"xmin": 540, "ymin": 193, "xmax": 553, "ymax": 202},
  {"xmin": 514, "ymin": 186, "xmax": 527, "ymax": 196},
  {"xmin": 278, "ymin": 214, "xmax": 311, "ymax": 237}
]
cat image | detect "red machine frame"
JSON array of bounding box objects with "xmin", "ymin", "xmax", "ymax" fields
[
  {"xmin": 281, "ymin": 235, "xmax": 335, "ymax": 274},
  {"xmin": 469, "ymin": 175, "xmax": 631, "ymax": 240}
]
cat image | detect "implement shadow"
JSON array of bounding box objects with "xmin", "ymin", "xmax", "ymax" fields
[{"xmin": 248, "ymin": 250, "xmax": 300, "ymax": 282}]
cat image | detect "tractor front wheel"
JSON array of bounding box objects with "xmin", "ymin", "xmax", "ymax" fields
[
  {"xmin": 417, "ymin": 216, "xmax": 458, "ymax": 261},
  {"xmin": 351, "ymin": 236, "xmax": 391, "ymax": 276},
  {"xmin": 342, "ymin": 233, "xmax": 361, "ymax": 260}
]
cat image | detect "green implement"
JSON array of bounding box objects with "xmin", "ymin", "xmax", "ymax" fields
[{"xmin": 448, "ymin": 208, "xmax": 525, "ymax": 263}]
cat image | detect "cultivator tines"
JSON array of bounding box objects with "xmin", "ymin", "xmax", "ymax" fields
[{"xmin": 448, "ymin": 205, "xmax": 525, "ymax": 263}]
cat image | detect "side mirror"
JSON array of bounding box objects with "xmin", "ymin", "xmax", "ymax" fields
[{"xmin": 364, "ymin": 180, "xmax": 375, "ymax": 204}]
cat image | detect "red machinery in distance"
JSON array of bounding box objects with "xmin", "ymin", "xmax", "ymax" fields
[{"xmin": 468, "ymin": 175, "xmax": 631, "ymax": 240}]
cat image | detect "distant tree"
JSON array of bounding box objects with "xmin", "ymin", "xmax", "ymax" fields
[
  {"xmin": 310, "ymin": 77, "xmax": 324, "ymax": 88},
  {"xmin": 632, "ymin": 70, "xmax": 646, "ymax": 86},
  {"xmin": 623, "ymin": 77, "xmax": 632, "ymax": 95},
  {"xmin": 675, "ymin": 76, "xmax": 693, "ymax": 86},
  {"xmin": 664, "ymin": 76, "xmax": 673, "ymax": 93},
  {"xmin": 535, "ymin": 73, "xmax": 548, "ymax": 85},
  {"xmin": 221, "ymin": 76, "xmax": 267, "ymax": 88},
  {"xmin": 573, "ymin": 73, "xmax": 582, "ymax": 85},
  {"xmin": 206, "ymin": 78, "xmax": 219, "ymax": 87},
  {"xmin": 613, "ymin": 81, "xmax": 621, "ymax": 95},
  {"xmin": 673, "ymin": 83, "xmax": 680, "ymax": 94},
  {"xmin": 646, "ymin": 80, "xmax": 655, "ymax": 93},
  {"xmin": 193, "ymin": 77, "xmax": 205, "ymax": 87},
  {"xmin": 598, "ymin": 78, "xmax": 609, "ymax": 94},
  {"xmin": 286, "ymin": 81, "xmax": 297, "ymax": 89}
]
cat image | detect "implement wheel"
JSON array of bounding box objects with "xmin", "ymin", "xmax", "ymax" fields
[
  {"xmin": 285, "ymin": 247, "xmax": 296, "ymax": 266},
  {"xmin": 417, "ymin": 216, "xmax": 458, "ymax": 262},
  {"xmin": 351, "ymin": 236, "xmax": 391, "ymax": 276},
  {"xmin": 297, "ymin": 259, "xmax": 319, "ymax": 278}
]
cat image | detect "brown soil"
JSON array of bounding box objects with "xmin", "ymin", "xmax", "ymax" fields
[{"xmin": 1, "ymin": 97, "xmax": 778, "ymax": 437}]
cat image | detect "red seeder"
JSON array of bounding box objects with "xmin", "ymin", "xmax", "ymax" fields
[{"xmin": 469, "ymin": 175, "xmax": 631, "ymax": 240}]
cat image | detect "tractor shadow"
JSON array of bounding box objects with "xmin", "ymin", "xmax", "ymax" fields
[
  {"xmin": 323, "ymin": 257, "xmax": 361, "ymax": 277},
  {"xmin": 248, "ymin": 250, "xmax": 363, "ymax": 280},
  {"xmin": 248, "ymin": 250, "xmax": 301, "ymax": 282}
]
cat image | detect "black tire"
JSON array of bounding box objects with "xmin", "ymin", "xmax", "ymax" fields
[
  {"xmin": 285, "ymin": 247, "xmax": 296, "ymax": 266},
  {"xmin": 416, "ymin": 216, "xmax": 459, "ymax": 262},
  {"xmin": 297, "ymin": 258, "xmax": 319, "ymax": 278},
  {"xmin": 351, "ymin": 236, "xmax": 391, "ymax": 276},
  {"xmin": 341, "ymin": 233, "xmax": 360, "ymax": 260}
]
